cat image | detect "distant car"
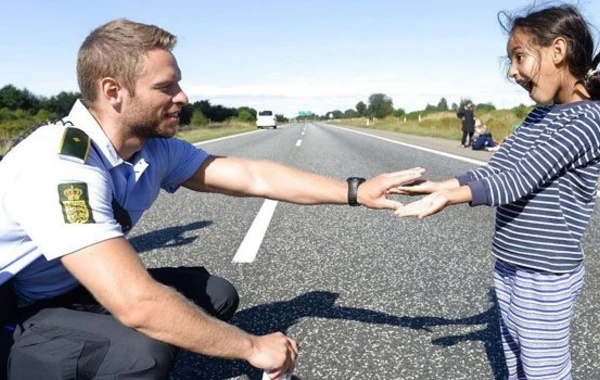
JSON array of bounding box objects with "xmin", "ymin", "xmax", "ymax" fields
[{"xmin": 256, "ymin": 110, "xmax": 277, "ymax": 129}]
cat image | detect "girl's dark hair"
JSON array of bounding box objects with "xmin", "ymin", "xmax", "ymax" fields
[{"xmin": 499, "ymin": 3, "xmax": 600, "ymax": 100}]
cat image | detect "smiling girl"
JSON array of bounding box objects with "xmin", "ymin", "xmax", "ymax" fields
[{"xmin": 395, "ymin": 4, "xmax": 600, "ymax": 379}]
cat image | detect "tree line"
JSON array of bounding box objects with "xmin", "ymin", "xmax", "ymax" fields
[
  {"xmin": 320, "ymin": 94, "xmax": 515, "ymax": 121},
  {"xmin": 0, "ymin": 84, "xmax": 288, "ymax": 138},
  {"xmin": 1, "ymin": 84, "xmax": 531, "ymax": 138}
]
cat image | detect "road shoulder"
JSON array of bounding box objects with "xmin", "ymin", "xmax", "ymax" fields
[{"xmin": 328, "ymin": 123, "xmax": 495, "ymax": 162}]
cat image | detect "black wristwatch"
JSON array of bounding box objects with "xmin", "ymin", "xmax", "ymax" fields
[{"xmin": 346, "ymin": 177, "xmax": 366, "ymax": 206}]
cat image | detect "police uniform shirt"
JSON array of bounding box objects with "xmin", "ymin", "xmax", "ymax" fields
[{"xmin": 0, "ymin": 100, "xmax": 209, "ymax": 305}]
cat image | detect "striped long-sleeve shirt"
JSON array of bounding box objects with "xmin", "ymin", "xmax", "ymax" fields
[{"xmin": 457, "ymin": 100, "xmax": 600, "ymax": 273}]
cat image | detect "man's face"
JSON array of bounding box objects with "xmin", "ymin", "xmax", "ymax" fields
[{"xmin": 122, "ymin": 49, "xmax": 188, "ymax": 139}]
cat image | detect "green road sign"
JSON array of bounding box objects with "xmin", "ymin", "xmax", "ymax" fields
[{"xmin": 298, "ymin": 110, "xmax": 313, "ymax": 116}]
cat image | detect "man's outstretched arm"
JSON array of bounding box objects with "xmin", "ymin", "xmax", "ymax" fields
[{"xmin": 183, "ymin": 155, "xmax": 425, "ymax": 210}]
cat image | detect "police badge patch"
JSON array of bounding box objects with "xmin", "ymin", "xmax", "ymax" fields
[{"xmin": 58, "ymin": 183, "xmax": 95, "ymax": 224}]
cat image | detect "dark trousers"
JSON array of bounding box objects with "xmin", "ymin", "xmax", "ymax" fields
[
  {"xmin": 5, "ymin": 266, "xmax": 239, "ymax": 380},
  {"xmin": 461, "ymin": 130, "xmax": 474, "ymax": 146}
]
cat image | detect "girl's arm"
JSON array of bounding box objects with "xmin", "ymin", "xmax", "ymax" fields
[
  {"xmin": 470, "ymin": 110, "xmax": 600, "ymax": 207},
  {"xmin": 399, "ymin": 106, "xmax": 600, "ymax": 218}
]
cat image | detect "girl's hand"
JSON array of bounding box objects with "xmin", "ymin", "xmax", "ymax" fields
[
  {"xmin": 395, "ymin": 191, "xmax": 450, "ymax": 219},
  {"xmin": 358, "ymin": 167, "xmax": 426, "ymax": 210},
  {"xmin": 388, "ymin": 179, "xmax": 438, "ymax": 196}
]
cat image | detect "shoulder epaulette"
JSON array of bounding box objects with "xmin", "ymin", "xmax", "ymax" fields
[{"xmin": 58, "ymin": 127, "xmax": 90, "ymax": 163}]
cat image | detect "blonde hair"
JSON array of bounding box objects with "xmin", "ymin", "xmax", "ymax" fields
[{"xmin": 77, "ymin": 18, "xmax": 177, "ymax": 104}]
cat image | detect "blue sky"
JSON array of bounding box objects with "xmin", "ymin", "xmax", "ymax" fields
[{"xmin": 2, "ymin": 0, "xmax": 600, "ymax": 118}]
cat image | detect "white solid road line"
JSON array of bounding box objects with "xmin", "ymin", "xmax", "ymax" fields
[
  {"xmin": 232, "ymin": 199, "xmax": 279, "ymax": 263},
  {"xmin": 327, "ymin": 124, "xmax": 487, "ymax": 167},
  {"xmin": 193, "ymin": 129, "xmax": 263, "ymax": 146}
]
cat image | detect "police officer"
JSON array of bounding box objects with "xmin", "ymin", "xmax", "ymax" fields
[{"xmin": 0, "ymin": 19, "xmax": 424, "ymax": 379}]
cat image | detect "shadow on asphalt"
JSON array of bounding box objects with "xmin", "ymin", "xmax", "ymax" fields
[
  {"xmin": 170, "ymin": 289, "xmax": 507, "ymax": 380},
  {"xmin": 429, "ymin": 288, "xmax": 508, "ymax": 380},
  {"xmin": 129, "ymin": 220, "xmax": 213, "ymax": 253}
]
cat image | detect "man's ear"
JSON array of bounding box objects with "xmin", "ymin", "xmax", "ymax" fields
[
  {"xmin": 552, "ymin": 37, "xmax": 568, "ymax": 65},
  {"xmin": 98, "ymin": 77, "xmax": 122, "ymax": 106}
]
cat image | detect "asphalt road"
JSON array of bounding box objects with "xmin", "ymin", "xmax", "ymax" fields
[{"xmin": 128, "ymin": 123, "xmax": 600, "ymax": 380}]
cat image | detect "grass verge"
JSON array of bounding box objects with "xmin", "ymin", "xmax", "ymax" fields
[
  {"xmin": 176, "ymin": 122, "xmax": 256, "ymax": 143},
  {"xmin": 0, "ymin": 122, "xmax": 257, "ymax": 157},
  {"xmin": 332, "ymin": 109, "xmax": 524, "ymax": 142}
]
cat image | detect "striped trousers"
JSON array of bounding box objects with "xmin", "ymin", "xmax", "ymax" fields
[{"xmin": 493, "ymin": 259, "xmax": 585, "ymax": 380}]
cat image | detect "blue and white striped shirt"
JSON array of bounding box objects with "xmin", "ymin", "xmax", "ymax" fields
[{"xmin": 457, "ymin": 100, "xmax": 600, "ymax": 273}]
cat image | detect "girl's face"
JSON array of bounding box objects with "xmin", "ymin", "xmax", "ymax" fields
[{"xmin": 507, "ymin": 29, "xmax": 565, "ymax": 104}]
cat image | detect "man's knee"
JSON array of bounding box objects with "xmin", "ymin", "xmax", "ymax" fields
[
  {"xmin": 150, "ymin": 267, "xmax": 240, "ymax": 321},
  {"xmin": 207, "ymin": 275, "xmax": 239, "ymax": 321}
]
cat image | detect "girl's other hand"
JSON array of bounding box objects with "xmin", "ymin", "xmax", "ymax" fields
[{"xmin": 395, "ymin": 191, "xmax": 450, "ymax": 219}]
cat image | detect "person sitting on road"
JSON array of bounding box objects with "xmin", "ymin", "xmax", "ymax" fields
[
  {"xmin": 471, "ymin": 120, "xmax": 497, "ymax": 151},
  {"xmin": 0, "ymin": 18, "xmax": 425, "ymax": 380}
]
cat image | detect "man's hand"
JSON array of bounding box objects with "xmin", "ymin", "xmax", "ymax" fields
[
  {"xmin": 358, "ymin": 167, "xmax": 426, "ymax": 210},
  {"xmin": 394, "ymin": 190, "xmax": 450, "ymax": 219},
  {"xmin": 248, "ymin": 332, "xmax": 298, "ymax": 379}
]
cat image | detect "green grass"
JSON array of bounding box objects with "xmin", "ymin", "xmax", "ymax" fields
[
  {"xmin": 0, "ymin": 121, "xmax": 257, "ymax": 157},
  {"xmin": 176, "ymin": 121, "xmax": 256, "ymax": 143},
  {"xmin": 332, "ymin": 109, "xmax": 524, "ymax": 142},
  {"xmin": 0, "ymin": 140, "xmax": 11, "ymax": 156},
  {"xmin": 0, "ymin": 109, "xmax": 526, "ymax": 157}
]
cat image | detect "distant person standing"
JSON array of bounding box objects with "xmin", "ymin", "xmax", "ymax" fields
[{"xmin": 456, "ymin": 101, "xmax": 475, "ymax": 147}]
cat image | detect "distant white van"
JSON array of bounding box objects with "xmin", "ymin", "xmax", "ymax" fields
[{"xmin": 256, "ymin": 110, "xmax": 277, "ymax": 129}]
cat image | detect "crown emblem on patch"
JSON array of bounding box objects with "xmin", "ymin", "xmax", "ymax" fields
[
  {"xmin": 58, "ymin": 182, "xmax": 95, "ymax": 224},
  {"xmin": 63, "ymin": 185, "xmax": 83, "ymax": 201}
]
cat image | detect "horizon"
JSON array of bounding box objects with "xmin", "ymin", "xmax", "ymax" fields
[{"xmin": 2, "ymin": 0, "xmax": 600, "ymax": 118}]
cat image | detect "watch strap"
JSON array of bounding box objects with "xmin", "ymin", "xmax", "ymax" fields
[{"xmin": 346, "ymin": 177, "xmax": 366, "ymax": 206}]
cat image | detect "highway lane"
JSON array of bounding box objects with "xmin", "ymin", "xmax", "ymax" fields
[{"xmin": 127, "ymin": 123, "xmax": 600, "ymax": 380}]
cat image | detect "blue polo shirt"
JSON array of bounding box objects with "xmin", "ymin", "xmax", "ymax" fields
[{"xmin": 0, "ymin": 100, "xmax": 209, "ymax": 305}]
